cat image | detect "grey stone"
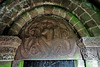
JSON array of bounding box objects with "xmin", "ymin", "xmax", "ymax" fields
[
  {"xmin": 81, "ymin": 47, "xmax": 98, "ymax": 60},
  {"xmin": 12, "ymin": 60, "xmax": 20, "ymax": 67},
  {"xmin": 82, "ymin": 37, "xmax": 100, "ymax": 47}
]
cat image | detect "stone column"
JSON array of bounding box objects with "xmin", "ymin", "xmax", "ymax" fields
[
  {"xmin": 0, "ymin": 36, "xmax": 21, "ymax": 61},
  {"xmin": 78, "ymin": 37, "xmax": 100, "ymax": 67}
]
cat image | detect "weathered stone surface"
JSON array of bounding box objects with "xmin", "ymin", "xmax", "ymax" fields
[
  {"xmin": 0, "ymin": 53, "xmax": 15, "ymax": 61},
  {"xmin": 74, "ymin": 22, "xmax": 84, "ymax": 31},
  {"xmin": 59, "ymin": 9, "xmax": 66, "ymax": 18},
  {"xmin": 21, "ymin": 13, "xmax": 31, "ymax": 22},
  {"xmin": 86, "ymin": 60, "xmax": 99, "ymax": 67},
  {"xmin": 14, "ymin": 4, "xmax": 22, "ymax": 12},
  {"xmin": 44, "ymin": 6, "xmax": 53, "ymax": 14},
  {"xmin": 28, "ymin": 9, "xmax": 38, "ymax": 18},
  {"xmin": 82, "ymin": 37, "xmax": 100, "ymax": 47},
  {"xmin": 97, "ymin": 48, "xmax": 100, "ymax": 60},
  {"xmin": 53, "ymin": 0, "xmax": 62, "ymax": 4},
  {"xmin": 0, "ymin": 36, "xmax": 21, "ymax": 48},
  {"xmin": 68, "ymin": 3, "xmax": 77, "ymax": 11},
  {"xmin": 9, "ymin": 23, "xmax": 22, "ymax": 35},
  {"xmin": 0, "ymin": 23, "xmax": 7, "ymax": 34},
  {"xmin": 15, "ymin": 15, "xmax": 82, "ymax": 60},
  {"xmin": 90, "ymin": 27, "xmax": 100, "ymax": 36},
  {"xmin": 80, "ymin": 13, "xmax": 91, "ymax": 23},
  {"xmin": 33, "ymin": 0, "xmax": 43, "ymax": 5},
  {"xmin": 61, "ymin": 0, "xmax": 71, "ymax": 7},
  {"xmin": 81, "ymin": 47, "xmax": 98, "ymax": 60},
  {"xmin": 74, "ymin": 7, "xmax": 85, "ymax": 16},
  {"xmin": 0, "ymin": 36, "xmax": 21, "ymax": 61},
  {"xmin": 2, "ymin": 16, "xmax": 12, "ymax": 24},
  {"xmin": 53, "ymin": 7, "xmax": 60, "ymax": 15},
  {"xmin": 79, "ymin": 37, "xmax": 100, "ymax": 60},
  {"xmin": 92, "ymin": 13, "xmax": 100, "ymax": 25},
  {"xmin": 0, "ymin": 47, "xmax": 16, "ymax": 53},
  {"xmin": 85, "ymin": 20, "xmax": 97, "ymax": 29},
  {"xmin": 12, "ymin": 60, "xmax": 20, "ymax": 67},
  {"xmin": 81, "ymin": 3, "xmax": 96, "ymax": 15},
  {"xmin": 65, "ymin": 13, "xmax": 72, "ymax": 20},
  {"xmin": 36, "ymin": 7, "xmax": 44, "ymax": 15},
  {"xmin": 78, "ymin": 29, "xmax": 88, "ymax": 37}
]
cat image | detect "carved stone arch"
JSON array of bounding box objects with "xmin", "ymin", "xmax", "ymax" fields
[
  {"xmin": 0, "ymin": 0, "xmax": 99, "ymax": 37},
  {"xmin": 15, "ymin": 14, "xmax": 82, "ymax": 60}
]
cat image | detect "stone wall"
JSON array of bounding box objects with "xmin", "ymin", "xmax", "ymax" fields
[{"xmin": 0, "ymin": 0, "xmax": 100, "ymax": 37}]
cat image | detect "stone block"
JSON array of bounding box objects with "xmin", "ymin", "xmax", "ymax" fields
[
  {"xmin": 74, "ymin": 22, "xmax": 84, "ymax": 30},
  {"xmin": 82, "ymin": 37, "xmax": 100, "ymax": 47},
  {"xmin": 26, "ymin": 0, "xmax": 35, "ymax": 7},
  {"xmin": 33, "ymin": 0, "xmax": 43, "ymax": 5},
  {"xmin": 68, "ymin": 3, "xmax": 77, "ymax": 12},
  {"xmin": 80, "ymin": 37, "xmax": 100, "ymax": 60},
  {"xmin": 92, "ymin": 13, "xmax": 100, "ymax": 25},
  {"xmin": 8, "ymin": 23, "xmax": 22, "ymax": 35},
  {"xmin": 86, "ymin": 60, "xmax": 99, "ymax": 67},
  {"xmin": 90, "ymin": 27, "xmax": 100, "ymax": 36},
  {"xmin": 61, "ymin": 0, "xmax": 71, "ymax": 7},
  {"xmin": 81, "ymin": 47, "xmax": 98, "ymax": 60},
  {"xmin": 59, "ymin": 9, "xmax": 66, "ymax": 18},
  {"xmin": 10, "ymin": 8, "xmax": 18, "ymax": 19},
  {"xmin": 70, "ymin": 16, "xmax": 79, "ymax": 25},
  {"xmin": 65, "ymin": 13, "xmax": 72, "ymax": 20},
  {"xmin": 7, "ymin": 0, "xmax": 19, "ymax": 9},
  {"xmin": 80, "ymin": 13, "xmax": 91, "ymax": 23},
  {"xmin": 19, "ymin": 1, "xmax": 29, "ymax": 9},
  {"xmin": 21, "ymin": 12, "xmax": 31, "ymax": 22},
  {"xmin": 2, "ymin": 16, "xmax": 12, "ymax": 24},
  {"xmin": 78, "ymin": 29, "xmax": 88, "ymax": 37},
  {"xmin": 28, "ymin": 9, "xmax": 38, "ymax": 18},
  {"xmin": 85, "ymin": 20, "xmax": 97, "ymax": 29},
  {"xmin": 53, "ymin": 7, "xmax": 60, "ymax": 15},
  {"xmin": 14, "ymin": 4, "xmax": 22, "ymax": 12},
  {"xmin": 0, "ymin": 23, "xmax": 7, "ymax": 34},
  {"xmin": 53, "ymin": 0, "xmax": 62, "ymax": 4},
  {"xmin": 81, "ymin": 3, "xmax": 96, "ymax": 15},
  {"xmin": 74, "ymin": 7, "xmax": 85, "ymax": 16},
  {"xmin": 14, "ymin": 17, "xmax": 26, "ymax": 27},
  {"xmin": 44, "ymin": 6, "xmax": 53, "ymax": 14},
  {"xmin": 36, "ymin": 7, "xmax": 44, "ymax": 15}
]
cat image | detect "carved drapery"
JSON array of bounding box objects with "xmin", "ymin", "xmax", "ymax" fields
[{"xmin": 15, "ymin": 16, "xmax": 80, "ymax": 60}]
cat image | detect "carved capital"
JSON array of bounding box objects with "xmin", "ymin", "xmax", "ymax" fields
[{"xmin": 0, "ymin": 36, "xmax": 22, "ymax": 61}]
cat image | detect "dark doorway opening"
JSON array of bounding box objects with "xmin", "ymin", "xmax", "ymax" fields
[{"xmin": 24, "ymin": 60, "xmax": 75, "ymax": 67}]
